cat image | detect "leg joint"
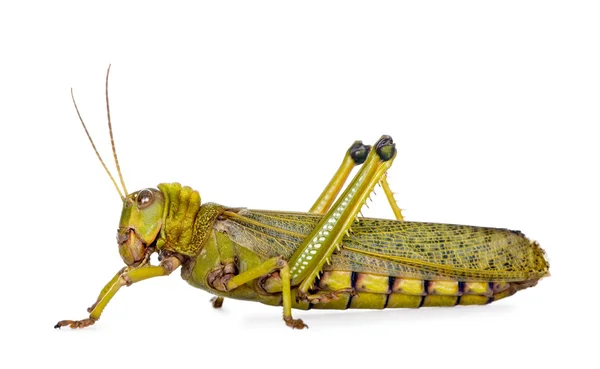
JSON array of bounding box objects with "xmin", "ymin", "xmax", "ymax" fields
[
  {"xmin": 207, "ymin": 261, "xmax": 237, "ymax": 292},
  {"xmin": 349, "ymin": 141, "xmax": 371, "ymax": 165},
  {"xmin": 375, "ymin": 135, "xmax": 396, "ymax": 161}
]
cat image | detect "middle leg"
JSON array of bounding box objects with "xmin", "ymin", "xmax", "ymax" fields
[{"xmin": 209, "ymin": 256, "xmax": 307, "ymax": 329}]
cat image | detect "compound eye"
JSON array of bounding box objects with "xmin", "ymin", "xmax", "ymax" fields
[{"xmin": 137, "ymin": 189, "xmax": 154, "ymax": 209}]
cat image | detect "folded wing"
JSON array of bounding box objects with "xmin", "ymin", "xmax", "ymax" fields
[{"xmin": 215, "ymin": 209, "xmax": 549, "ymax": 282}]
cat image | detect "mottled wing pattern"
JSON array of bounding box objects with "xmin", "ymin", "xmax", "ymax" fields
[
  {"xmin": 215, "ymin": 209, "xmax": 549, "ymax": 282},
  {"xmin": 214, "ymin": 210, "xmax": 310, "ymax": 259}
]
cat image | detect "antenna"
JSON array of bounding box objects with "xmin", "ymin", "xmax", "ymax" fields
[
  {"xmin": 105, "ymin": 64, "xmax": 128, "ymax": 196},
  {"xmin": 71, "ymin": 88, "xmax": 125, "ymax": 200}
]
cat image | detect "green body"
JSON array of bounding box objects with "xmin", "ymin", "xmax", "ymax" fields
[
  {"xmin": 56, "ymin": 145, "xmax": 550, "ymax": 331},
  {"xmin": 57, "ymin": 73, "xmax": 550, "ymax": 330},
  {"xmin": 155, "ymin": 183, "xmax": 548, "ymax": 310}
]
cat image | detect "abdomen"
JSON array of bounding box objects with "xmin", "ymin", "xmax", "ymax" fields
[
  {"xmin": 279, "ymin": 271, "xmax": 539, "ymax": 310},
  {"xmin": 306, "ymin": 271, "xmax": 537, "ymax": 309}
]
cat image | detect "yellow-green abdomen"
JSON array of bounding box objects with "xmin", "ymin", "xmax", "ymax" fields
[{"xmin": 284, "ymin": 271, "xmax": 533, "ymax": 310}]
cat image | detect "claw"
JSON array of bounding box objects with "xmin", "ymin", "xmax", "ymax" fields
[
  {"xmin": 210, "ymin": 296, "xmax": 224, "ymax": 309},
  {"xmin": 54, "ymin": 318, "xmax": 97, "ymax": 329},
  {"xmin": 284, "ymin": 316, "xmax": 308, "ymax": 329}
]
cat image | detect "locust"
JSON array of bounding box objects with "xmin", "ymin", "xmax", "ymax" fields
[{"xmin": 55, "ymin": 66, "xmax": 549, "ymax": 330}]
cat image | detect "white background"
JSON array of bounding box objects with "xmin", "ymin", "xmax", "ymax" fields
[{"xmin": 1, "ymin": 1, "xmax": 598, "ymax": 368}]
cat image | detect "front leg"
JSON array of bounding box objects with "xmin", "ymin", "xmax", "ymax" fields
[
  {"xmin": 85, "ymin": 266, "xmax": 127, "ymax": 313},
  {"xmin": 55, "ymin": 256, "xmax": 181, "ymax": 329}
]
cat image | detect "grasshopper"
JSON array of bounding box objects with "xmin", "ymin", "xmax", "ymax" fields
[{"xmin": 55, "ymin": 66, "xmax": 549, "ymax": 330}]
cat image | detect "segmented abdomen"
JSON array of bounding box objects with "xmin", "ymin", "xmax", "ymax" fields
[{"xmin": 288, "ymin": 271, "xmax": 536, "ymax": 310}]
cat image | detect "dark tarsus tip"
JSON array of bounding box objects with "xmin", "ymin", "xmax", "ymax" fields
[
  {"xmin": 375, "ymin": 135, "xmax": 396, "ymax": 161},
  {"xmin": 349, "ymin": 141, "xmax": 371, "ymax": 165}
]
